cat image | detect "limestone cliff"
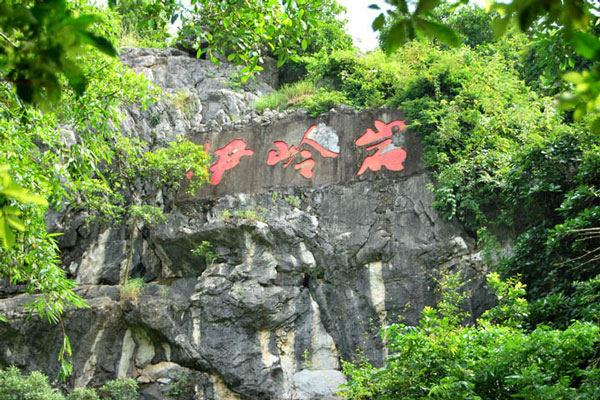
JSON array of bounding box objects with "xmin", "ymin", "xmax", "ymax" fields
[{"xmin": 0, "ymin": 48, "xmax": 493, "ymax": 400}]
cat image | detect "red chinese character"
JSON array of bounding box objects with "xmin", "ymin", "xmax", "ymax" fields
[
  {"xmin": 210, "ymin": 140, "xmax": 254, "ymax": 185},
  {"xmin": 266, "ymin": 125, "xmax": 339, "ymax": 179},
  {"xmin": 355, "ymin": 120, "xmax": 407, "ymax": 176}
]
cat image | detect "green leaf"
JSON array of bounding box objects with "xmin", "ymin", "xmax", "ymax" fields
[
  {"xmin": 492, "ymin": 17, "xmax": 511, "ymax": 39},
  {"xmin": 589, "ymin": 115, "xmax": 600, "ymax": 133},
  {"xmin": 80, "ymin": 32, "xmax": 117, "ymax": 57},
  {"xmin": 227, "ymin": 53, "xmax": 236, "ymax": 61},
  {"xmin": 277, "ymin": 55, "xmax": 286, "ymax": 67},
  {"xmin": 63, "ymin": 63, "xmax": 87, "ymax": 97},
  {"xmin": 0, "ymin": 215, "xmax": 15, "ymax": 249},
  {"xmin": 563, "ymin": 71, "xmax": 584, "ymax": 84},
  {"xmin": 368, "ymin": 4, "xmax": 380, "ymax": 10},
  {"xmin": 414, "ymin": 18, "xmax": 460, "ymax": 47},
  {"xmin": 6, "ymin": 215, "xmax": 25, "ymax": 232},
  {"xmin": 415, "ymin": 0, "xmax": 440, "ymax": 16},
  {"xmin": 571, "ymin": 31, "xmax": 600, "ymax": 60},
  {"xmin": 1, "ymin": 183, "xmax": 48, "ymax": 206},
  {"xmin": 372, "ymin": 13, "xmax": 386, "ymax": 31},
  {"xmin": 301, "ymin": 38, "xmax": 308, "ymax": 51},
  {"xmin": 384, "ymin": 20, "xmax": 408, "ymax": 54}
]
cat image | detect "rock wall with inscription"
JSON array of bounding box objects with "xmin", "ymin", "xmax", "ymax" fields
[{"xmin": 0, "ymin": 48, "xmax": 493, "ymax": 400}]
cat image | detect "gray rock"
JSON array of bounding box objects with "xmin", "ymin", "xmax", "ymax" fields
[{"xmin": 292, "ymin": 369, "xmax": 346, "ymax": 399}]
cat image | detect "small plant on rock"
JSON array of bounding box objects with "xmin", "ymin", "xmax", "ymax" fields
[
  {"xmin": 119, "ymin": 278, "xmax": 145, "ymax": 304},
  {"xmin": 167, "ymin": 371, "xmax": 195, "ymax": 399},
  {"xmin": 191, "ymin": 241, "xmax": 220, "ymax": 265},
  {"xmin": 219, "ymin": 209, "xmax": 232, "ymax": 222},
  {"xmin": 284, "ymin": 195, "xmax": 301, "ymax": 208},
  {"xmin": 171, "ymin": 89, "xmax": 195, "ymax": 116},
  {"xmin": 302, "ymin": 349, "xmax": 313, "ymax": 370}
]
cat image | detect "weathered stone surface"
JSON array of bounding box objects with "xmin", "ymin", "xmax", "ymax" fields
[
  {"xmin": 292, "ymin": 369, "xmax": 346, "ymax": 400},
  {"xmin": 0, "ymin": 47, "xmax": 495, "ymax": 400},
  {"xmin": 117, "ymin": 47, "xmax": 274, "ymax": 147}
]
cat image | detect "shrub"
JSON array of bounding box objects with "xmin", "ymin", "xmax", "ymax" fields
[
  {"xmin": 97, "ymin": 378, "xmax": 138, "ymax": 400},
  {"xmin": 191, "ymin": 241, "xmax": 220, "ymax": 265},
  {"xmin": 340, "ymin": 273, "xmax": 600, "ymax": 400},
  {"xmin": 0, "ymin": 367, "xmax": 65, "ymax": 400},
  {"xmin": 119, "ymin": 278, "xmax": 145, "ymax": 303},
  {"xmin": 299, "ymin": 88, "xmax": 347, "ymax": 116}
]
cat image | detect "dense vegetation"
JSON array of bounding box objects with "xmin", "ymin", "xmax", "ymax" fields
[
  {"xmin": 1, "ymin": 0, "xmax": 599, "ymax": 397},
  {"xmin": 0, "ymin": 367, "xmax": 138, "ymax": 400}
]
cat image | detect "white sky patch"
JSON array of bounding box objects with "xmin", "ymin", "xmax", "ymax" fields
[
  {"xmin": 337, "ymin": 0, "xmax": 391, "ymax": 52},
  {"xmin": 338, "ymin": 0, "xmax": 490, "ymax": 52}
]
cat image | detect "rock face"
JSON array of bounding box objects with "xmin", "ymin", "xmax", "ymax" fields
[{"xmin": 0, "ymin": 48, "xmax": 493, "ymax": 399}]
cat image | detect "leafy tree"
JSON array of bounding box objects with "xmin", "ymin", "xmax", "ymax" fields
[
  {"xmin": 378, "ymin": 3, "xmax": 497, "ymax": 51},
  {"xmin": 0, "ymin": 0, "xmax": 117, "ymax": 106},
  {"xmin": 114, "ymin": 0, "xmax": 177, "ymax": 47},
  {"xmin": 178, "ymin": 0, "xmax": 351, "ymax": 80}
]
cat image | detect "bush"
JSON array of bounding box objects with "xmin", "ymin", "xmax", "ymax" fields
[
  {"xmin": 340, "ymin": 273, "xmax": 600, "ymax": 400},
  {"xmin": 119, "ymin": 278, "xmax": 145, "ymax": 303},
  {"xmin": 97, "ymin": 378, "xmax": 138, "ymax": 400},
  {"xmin": 300, "ymin": 88, "xmax": 348, "ymax": 116},
  {"xmin": 0, "ymin": 367, "xmax": 65, "ymax": 400}
]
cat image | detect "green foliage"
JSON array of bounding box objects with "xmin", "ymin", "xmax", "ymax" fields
[
  {"xmin": 254, "ymin": 80, "xmax": 316, "ymax": 112},
  {"xmin": 171, "ymin": 89, "xmax": 194, "ymax": 112},
  {"xmin": 299, "ymin": 88, "xmax": 348, "ymax": 117},
  {"xmin": 191, "ymin": 241, "xmax": 220, "ymax": 265},
  {"xmin": 0, "ymin": 368, "xmax": 141, "ymax": 400},
  {"xmin": 284, "ymin": 195, "xmax": 301, "ymax": 208},
  {"xmin": 167, "ymin": 372, "xmax": 195, "ymax": 399},
  {"xmin": 179, "ymin": 0, "xmax": 350, "ymax": 80},
  {"xmin": 97, "ymin": 378, "xmax": 138, "ymax": 400},
  {"xmin": 375, "ymin": 0, "xmax": 600, "ymax": 129},
  {"xmin": 113, "ymin": 0, "xmax": 176, "ymax": 48},
  {"xmin": 301, "ymin": 349, "xmax": 313, "ymax": 370},
  {"xmin": 275, "ymin": 35, "xmax": 600, "ymax": 323},
  {"xmin": 219, "ymin": 209, "xmax": 232, "ymax": 222},
  {"xmin": 254, "ymin": 91, "xmax": 287, "ymax": 112},
  {"xmin": 0, "ymin": 165, "xmax": 48, "ymax": 249},
  {"xmin": 340, "ymin": 273, "xmax": 600, "ymax": 400},
  {"xmin": 0, "ymin": 0, "xmax": 210, "ymax": 382},
  {"xmin": 119, "ymin": 278, "xmax": 145, "ymax": 303},
  {"xmin": 170, "ymin": 90, "xmax": 196, "ymax": 116},
  {"xmin": 234, "ymin": 208, "xmax": 267, "ymax": 222},
  {"xmin": 0, "ymin": 367, "xmax": 64, "ymax": 400},
  {"xmin": 519, "ymin": 27, "xmax": 595, "ymax": 96},
  {"xmin": 0, "ymin": 0, "xmax": 117, "ymax": 106},
  {"xmin": 219, "ymin": 206, "xmax": 267, "ymax": 222}
]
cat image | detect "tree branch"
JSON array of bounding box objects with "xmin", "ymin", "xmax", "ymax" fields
[{"xmin": 0, "ymin": 32, "xmax": 17, "ymax": 48}]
